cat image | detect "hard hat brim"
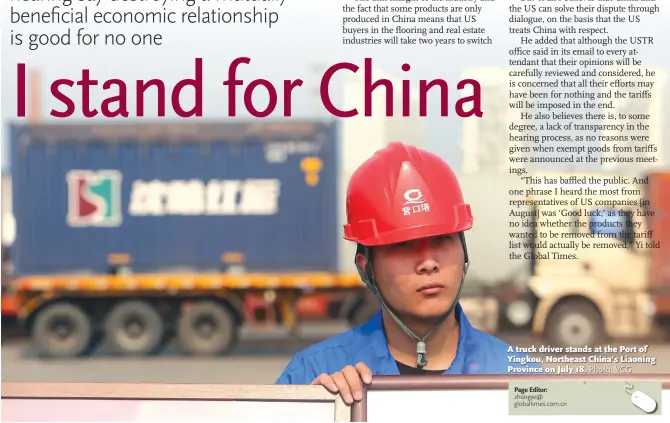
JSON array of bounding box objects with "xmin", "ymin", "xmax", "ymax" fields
[{"xmin": 344, "ymin": 219, "xmax": 473, "ymax": 247}]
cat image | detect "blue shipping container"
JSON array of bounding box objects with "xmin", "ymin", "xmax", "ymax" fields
[{"xmin": 11, "ymin": 121, "xmax": 339, "ymax": 275}]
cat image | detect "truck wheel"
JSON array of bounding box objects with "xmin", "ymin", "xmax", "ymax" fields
[
  {"xmin": 33, "ymin": 302, "xmax": 92, "ymax": 358},
  {"xmin": 545, "ymin": 300, "xmax": 605, "ymax": 348},
  {"xmin": 104, "ymin": 300, "xmax": 164, "ymax": 355},
  {"xmin": 348, "ymin": 299, "xmax": 380, "ymax": 328},
  {"xmin": 177, "ymin": 300, "xmax": 238, "ymax": 355}
]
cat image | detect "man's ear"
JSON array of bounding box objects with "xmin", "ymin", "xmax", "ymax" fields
[{"xmin": 355, "ymin": 252, "xmax": 368, "ymax": 275}]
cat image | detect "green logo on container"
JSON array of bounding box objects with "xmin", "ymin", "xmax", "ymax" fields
[{"xmin": 66, "ymin": 170, "xmax": 122, "ymax": 227}]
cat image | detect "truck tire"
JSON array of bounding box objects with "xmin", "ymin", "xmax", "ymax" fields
[
  {"xmin": 545, "ymin": 300, "xmax": 605, "ymax": 348},
  {"xmin": 104, "ymin": 300, "xmax": 164, "ymax": 355},
  {"xmin": 32, "ymin": 302, "xmax": 92, "ymax": 358},
  {"xmin": 177, "ymin": 300, "xmax": 238, "ymax": 355}
]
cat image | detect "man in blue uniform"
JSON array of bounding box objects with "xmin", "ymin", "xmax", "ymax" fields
[{"xmin": 276, "ymin": 143, "xmax": 543, "ymax": 403}]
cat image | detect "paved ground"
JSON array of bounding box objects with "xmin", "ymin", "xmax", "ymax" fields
[
  {"xmin": 1, "ymin": 323, "xmax": 347, "ymax": 384},
  {"xmin": 3, "ymin": 324, "xmax": 670, "ymax": 384}
]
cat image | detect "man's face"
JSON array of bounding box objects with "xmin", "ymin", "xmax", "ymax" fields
[{"xmin": 356, "ymin": 234, "xmax": 464, "ymax": 322}]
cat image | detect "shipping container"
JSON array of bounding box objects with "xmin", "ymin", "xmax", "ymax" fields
[
  {"xmin": 648, "ymin": 171, "xmax": 670, "ymax": 315},
  {"xmin": 11, "ymin": 121, "xmax": 339, "ymax": 275}
]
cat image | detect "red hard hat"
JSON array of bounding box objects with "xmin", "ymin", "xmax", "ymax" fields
[{"xmin": 343, "ymin": 142, "xmax": 473, "ymax": 246}]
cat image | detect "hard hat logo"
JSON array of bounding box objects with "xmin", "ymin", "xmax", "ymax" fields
[
  {"xmin": 403, "ymin": 189, "xmax": 424, "ymax": 204},
  {"xmin": 402, "ymin": 189, "xmax": 431, "ymax": 217},
  {"xmin": 402, "ymin": 202, "xmax": 431, "ymax": 217}
]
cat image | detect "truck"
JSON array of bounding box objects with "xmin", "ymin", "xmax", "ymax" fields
[
  {"xmin": 2, "ymin": 172, "xmax": 18, "ymax": 322},
  {"xmin": 8, "ymin": 121, "xmax": 501, "ymax": 357},
  {"xmin": 511, "ymin": 171, "xmax": 670, "ymax": 348},
  {"xmin": 9, "ymin": 120, "xmax": 366, "ymax": 357}
]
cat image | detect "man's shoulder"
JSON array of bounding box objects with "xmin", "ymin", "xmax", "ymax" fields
[
  {"xmin": 466, "ymin": 327, "xmax": 543, "ymax": 372},
  {"xmin": 295, "ymin": 326, "xmax": 360, "ymax": 358},
  {"xmin": 275, "ymin": 325, "xmax": 370, "ymax": 385},
  {"xmin": 469, "ymin": 327, "xmax": 518, "ymax": 354}
]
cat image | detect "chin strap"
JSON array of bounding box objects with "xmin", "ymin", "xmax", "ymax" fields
[{"xmin": 356, "ymin": 233, "xmax": 470, "ymax": 369}]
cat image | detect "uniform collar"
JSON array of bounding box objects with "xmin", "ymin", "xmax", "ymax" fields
[{"xmin": 352, "ymin": 303, "xmax": 479, "ymax": 375}]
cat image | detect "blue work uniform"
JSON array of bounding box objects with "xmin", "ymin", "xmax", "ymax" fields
[{"xmin": 276, "ymin": 303, "xmax": 543, "ymax": 384}]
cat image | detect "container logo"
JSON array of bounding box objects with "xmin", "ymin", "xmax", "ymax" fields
[{"xmin": 66, "ymin": 170, "xmax": 123, "ymax": 227}]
